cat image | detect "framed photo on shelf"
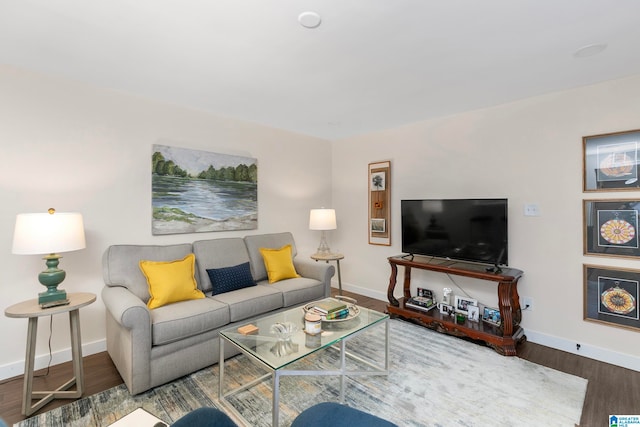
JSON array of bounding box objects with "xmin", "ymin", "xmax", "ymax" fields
[
  {"xmin": 454, "ymin": 295, "xmax": 477, "ymax": 315},
  {"xmin": 439, "ymin": 303, "xmax": 454, "ymax": 316},
  {"xmin": 584, "ymin": 264, "xmax": 640, "ymax": 332},
  {"xmin": 583, "ymin": 199, "xmax": 640, "ymax": 259},
  {"xmin": 467, "ymin": 305, "xmax": 480, "ymax": 322},
  {"xmin": 583, "ymin": 129, "xmax": 640, "ymax": 192},
  {"xmin": 482, "ymin": 307, "xmax": 501, "ymax": 326},
  {"xmin": 417, "ymin": 288, "xmax": 434, "ymax": 299}
]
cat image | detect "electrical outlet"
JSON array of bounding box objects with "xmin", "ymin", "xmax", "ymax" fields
[
  {"xmin": 523, "ymin": 296, "xmax": 534, "ymax": 311},
  {"xmin": 524, "ymin": 204, "xmax": 540, "ymax": 216}
]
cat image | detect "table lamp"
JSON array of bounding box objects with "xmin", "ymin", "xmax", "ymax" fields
[
  {"xmin": 12, "ymin": 208, "xmax": 86, "ymax": 308},
  {"xmin": 309, "ymin": 208, "xmax": 336, "ymax": 256}
]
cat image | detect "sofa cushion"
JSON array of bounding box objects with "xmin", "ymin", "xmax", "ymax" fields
[
  {"xmin": 210, "ymin": 285, "xmax": 283, "ymax": 322},
  {"xmin": 193, "ymin": 238, "xmax": 251, "ymax": 294},
  {"xmin": 139, "ymin": 254, "xmax": 205, "ymax": 309},
  {"xmin": 103, "ymin": 244, "xmax": 194, "ymax": 302},
  {"xmin": 259, "ymin": 277, "xmax": 326, "ymax": 307},
  {"xmin": 259, "ymin": 244, "xmax": 301, "ymax": 283},
  {"xmin": 207, "ymin": 262, "xmax": 256, "ymax": 295},
  {"xmin": 244, "ymin": 232, "xmax": 297, "ymax": 282},
  {"xmin": 151, "ymin": 298, "xmax": 230, "ymax": 346}
]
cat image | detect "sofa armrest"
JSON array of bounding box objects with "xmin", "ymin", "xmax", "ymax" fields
[
  {"xmin": 294, "ymin": 260, "xmax": 335, "ymax": 298},
  {"xmin": 102, "ymin": 285, "xmax": 151, "ymax": 330},
  {"xmin": 101, "ymin": 285, "xmax": 153, "ymax": 394}
]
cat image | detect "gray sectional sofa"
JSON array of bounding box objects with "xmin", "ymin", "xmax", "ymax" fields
[{"xmin": 101, "ymin": 232, "xmax": 335, "ymax": 394}]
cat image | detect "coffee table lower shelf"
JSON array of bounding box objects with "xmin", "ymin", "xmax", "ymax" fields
[{"xmin": 218, "ymin": 319, "xmax": 389, "ymax": 427}]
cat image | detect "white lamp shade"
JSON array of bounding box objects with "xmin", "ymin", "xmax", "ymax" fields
[
  {"xmin": 309, "ymin": 208, "xmax": 337, "ymax": 230},
  {"xmin": 12, "ymin": 212, "xmax": 86, "ymax": 255}
]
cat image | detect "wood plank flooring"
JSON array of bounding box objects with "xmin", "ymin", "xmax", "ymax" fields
[{"xmin": 1, "ymin": 289, "xmax": 638, "ymax": 426}]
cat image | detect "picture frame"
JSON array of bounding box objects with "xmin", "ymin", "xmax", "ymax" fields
[
  {"xmin": 368, "ymin": 161, "xmax": 391, "ymax": 246},
  {"xmin": 584, "ymin": 264, "xmax": 640, "ymax": 332},
  {"xmin": 151, "ymin": 144, "xmax": 257, "ymax": 235},
  {"xmin": 467, "ymin": 305, "xmax": 480, "ymax": 322},
  {"xmin": 439, "ymin": 303, "xmax": 454, "ymax": 316},
  {"xmin": 583, "ymin": 199, "xmax": 640, "ymax": 259},
  {"xmin": 454, "ymin": 295, "xmax": 477, "ymax": 315},
  {"xmin": 482, "ymin": 307, "xmax": 501, "ymax": 326},
  {"xmin": 417, "ymin": 288, "xmax": 433, "ymax": 299},
  {"xmin": 371, "ymin": 218, "xmax": 386, "ymax": 233},
  {"xmin": 583, "ymin": 129, "xmax": 640, "ymax": 192}
]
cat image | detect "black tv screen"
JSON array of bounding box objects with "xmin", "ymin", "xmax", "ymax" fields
[{"xmin": 401, "ymin": 199, "xmax": 508, "ymax": 266}]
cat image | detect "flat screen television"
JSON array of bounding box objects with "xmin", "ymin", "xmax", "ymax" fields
[{"xmin": 401, "ymin": 198, "xmax": 508, "ymax": 266}]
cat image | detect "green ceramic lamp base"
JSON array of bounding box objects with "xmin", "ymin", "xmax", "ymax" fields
[{"xmin": 38, "ymin": 253, "xmax": 68, "ymax": 307}]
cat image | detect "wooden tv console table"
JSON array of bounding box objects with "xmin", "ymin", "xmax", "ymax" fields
[{"xmin": 386, "ymin": 255, "xmax": 525, "ymax": 356}]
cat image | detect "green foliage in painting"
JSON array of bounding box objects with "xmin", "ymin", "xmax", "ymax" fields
[{"xmin": 152, "ymin": 151, "xmax": 257, "ymax": 183}]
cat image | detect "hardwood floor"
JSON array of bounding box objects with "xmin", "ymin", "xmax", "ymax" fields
[{"xmin": 1, "ymin": 289, "xmax": 638, "ymax": 426}]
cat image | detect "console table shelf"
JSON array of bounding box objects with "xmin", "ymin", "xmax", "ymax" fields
[{"xmin": 386, "ymin": 255, "xmax": 525, "ymax": 356}]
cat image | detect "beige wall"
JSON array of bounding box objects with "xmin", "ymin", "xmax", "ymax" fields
[
  {"xmin": 0, "ymin": 65, "xmax": 332, "ymax": 379},
  {"xmin": 331, "ymin": 73, "xmax": 640, "ymax": 370},
  {"xmin": 2, "ymin": 63, "xmax": 640, "ymax": 378}
]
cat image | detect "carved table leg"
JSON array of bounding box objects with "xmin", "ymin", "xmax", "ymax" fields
[
  {"xmin": 387, "ymin": 262, "xmax": 399, "ymax": 306},
  {"xmin": 403, "ymin": 266, "xmax": 412, "ymax": 301}
]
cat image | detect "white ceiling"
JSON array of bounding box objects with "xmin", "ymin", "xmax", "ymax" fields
[{"xmin": 2, "ymin": 0, "xmax": 640, "ymax": 140}]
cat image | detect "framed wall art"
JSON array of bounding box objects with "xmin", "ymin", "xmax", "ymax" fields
[
  {"xmin": 583, "ymin": 129, "xmax": 640, "ymax": 192},
  {"xmin": 152, "ymin": 144, "xmax": 258, "ymax": 235},
  {"xmin": 368, "ymin": 160, "xmax": 391, "ymax": 245},
  {"xmin": 584, "ymin": 264, "xmax": 640, "ymax": 332},
  {"xmin": 583, "ymin": 199, "xmax": 640, "ymax": 259}
]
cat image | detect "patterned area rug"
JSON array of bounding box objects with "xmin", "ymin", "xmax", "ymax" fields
[{"xmin": 16, "ymin": 319, "xmax": 587, "ymax": 427}]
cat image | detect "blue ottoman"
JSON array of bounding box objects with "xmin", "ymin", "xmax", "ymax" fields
[
  {"xmin": 291, "ymin": 402, "xmax": 397, "ymax": 427},
  {"xmin": 171, "ymin": 402, "xmax": 396, "ymax": 427}
]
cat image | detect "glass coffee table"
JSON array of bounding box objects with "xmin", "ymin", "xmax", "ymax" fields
[{"xmin": 218, "ymin": 298, "xmax": 390, "ymax": 426}]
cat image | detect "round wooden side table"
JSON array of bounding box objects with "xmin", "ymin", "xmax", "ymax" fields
[
  {"xmin": 4, "ymin": 292, "xmax": 96, "ymax": 416},
  {"xmin": 310, "ymin": 253, "xmax": 344, "ymax": 295}
]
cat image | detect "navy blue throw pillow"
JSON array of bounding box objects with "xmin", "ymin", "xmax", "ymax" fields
[{"xmin": 207, "ymin": 262, "xmax": 257, "ymax": 295}]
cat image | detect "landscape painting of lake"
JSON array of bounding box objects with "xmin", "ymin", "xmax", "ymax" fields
[{"xmin": 152, "ymin": 144, "xmax": 257, "ymax": 235}]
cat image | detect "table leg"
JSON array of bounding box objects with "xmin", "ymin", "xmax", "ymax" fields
[
  {"xmin": 339, "ymin": 339, "xmax": 346, "ymax": 403},
  {"xmin": 22, "ymin": 317, "xmax": 38, "ymax": 416},
  {"xmin": 273, "ymin": 371, "xmax": 280, "ymax": 427},
  {"xmin": 69, "ymin": 309, "xmax": 84, "ymax": 396},
  {"xmin": 219, "ymin": 338, "xmax": 225, "ymax": 399},
  {"xmin": 385, "ymin": 319, "xmax": 390, "ymax": 371},
  {"xmin": 22, "ymin": 310, "xmax": 84, "ymax": 416},
  {"xmin": 335, "ymin": 259, "xmax": 343, "ymax": 295}
]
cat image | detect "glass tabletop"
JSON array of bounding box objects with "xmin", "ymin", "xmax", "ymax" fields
[{"xmin": 219, "ymin": 298, "xmax": 389, "ymax": 370}]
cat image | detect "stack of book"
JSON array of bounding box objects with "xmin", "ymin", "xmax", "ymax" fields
[
  {"xmin": 311, "ymin": 299, "xmax": 349, "ymax": 320},
  {"xmin": 405, "ymin": 295, "xmax": 437, "ymax": 313}
]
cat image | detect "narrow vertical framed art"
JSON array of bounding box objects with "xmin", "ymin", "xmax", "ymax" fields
[{"xmin": 368, "ymin": 160, "xmax": 391, "ymax": 245}]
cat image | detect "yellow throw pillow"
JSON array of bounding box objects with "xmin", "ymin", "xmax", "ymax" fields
[
  {"xmin": 139, "ymin": 253, "xmax": 205, "ymax": 309},
  {"xmin": 259, "ymin": 244, "xmax": 301, "ymax": 284}
]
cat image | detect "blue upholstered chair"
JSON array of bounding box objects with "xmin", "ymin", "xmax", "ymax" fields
[
  {"xmin": 171, "ymin": 403, "xmax": 397, "ymax": 427},
  {"xmin": 290, "ymin": 402, "xmax": 397, "ymax": 427}
]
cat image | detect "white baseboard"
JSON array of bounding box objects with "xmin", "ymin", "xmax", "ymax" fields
[
  {"xmin": 336, "ymin": 282, "xmax": 640, "ymax": 373},
  {"xmin": 0, "ymin": 339, "xmax": 106, "ymax": 381},
  {"xmin": 524, "ymin": 329, "xmax": 640, "ymax": 372},
  {"xmin": 337, "ymin": 282, "xmax": 387, "ymax": 301}
]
